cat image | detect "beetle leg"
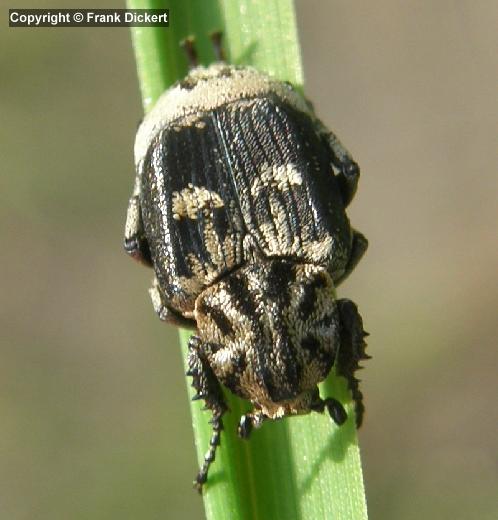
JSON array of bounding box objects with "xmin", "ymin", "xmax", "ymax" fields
[
  {"xmin": 336, "ymin": 299, "xmax": 370, "ymax": 427},
  {"xmin": 124, "ymin": 177, "xmax": 153, "ymax": 267},
  {"xmin": 187, "ymin": 336, "xmax": 228, "ymax": 492},
  {"xmin": 149, "ymin": 277, "xmax": 196, "ymax": 329},
  {"xmin": 180, "ymin": 36, "xmax": 199, "ymax": 69},
  {"xmin": 237, "ymin": 410, "xmax": 265, "ymax": 439},
  {"xmin": 311, "ymin": 392, "xmax": 348, "ymax": 425},
  {"xmin": 335, "ymin": 229, "xmax": 368, "ymax": 286},
  {"xmin": 210, "ymin": 31, "xmax": 226, "ymax": 62},
  {"xmin": 325, "ymin": 131, "xmax": 360, "ymax": 207}
]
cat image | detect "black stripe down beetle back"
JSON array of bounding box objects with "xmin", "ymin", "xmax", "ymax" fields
[{"xmin": 124, "ymin": 34, "xmax": 369, "ymax": 492}]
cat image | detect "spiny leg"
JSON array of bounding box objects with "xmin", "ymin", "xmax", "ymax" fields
[
  {"xmin": 336, "ymin": 299, "xmax": 370, "ymax": 427},
  {"xmin": 209, "ymin": 30, "xmax": 226, "ymax": 61},
  {"xmin": 149, "ymin": 277, "xmax": 196, "ymax": 329},
  {"xmin": 187, "ymin": 336, "xmax": 228, "ymax": 492},
  {"xmin": 335, "ymin": 229, "xmax": 368, "ymax": 286},
  {"xmin": 124, "ymin": 178, "xmax": 153, "ymax": 267},
  {"xmin": 181, "ymin": 36, "xmax": 199, "ymax": 69}
]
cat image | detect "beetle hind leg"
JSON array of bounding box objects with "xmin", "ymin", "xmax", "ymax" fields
[
  {"xmin": 180, "ymin": 36, "xmax": 199, "ymax": 69},
  {"xmin": 209, "ymin": 30, "xmax": 226, "ymax": 62},
  {"xmin": 187, "ymin": 336, "xmax": 228, "ymax": 492},
  {"xmin": 336, "ymin": 299, "xmax": 370, "ymax": 427}
]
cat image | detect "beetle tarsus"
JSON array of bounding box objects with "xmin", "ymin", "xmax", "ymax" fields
[
  {"xmin": 187, "ymin": 336, "xmax": 228, "ymax": 490},
  {"xmin": 193, "ymin": 412, "xmax": 224, "ymax": 493},
  {"xmin": 181, "ymin": 36, "xmax": 199, "ymax": 69},
  {"xmin": 209, "ymin": 30, "xmax": 225, "ymax": 62}
]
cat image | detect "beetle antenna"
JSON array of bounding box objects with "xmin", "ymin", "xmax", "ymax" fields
[
  {"xmin": 180, "ymin": 36, "xmax": 199, "ymax": 69},
  {"xmin": 210, "ymin": 30, "xmax": 225, "ymax": 62}
]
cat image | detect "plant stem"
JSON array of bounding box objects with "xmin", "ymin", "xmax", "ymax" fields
[{"xmin": 128, "ymin": 1, "xmax": 368, "ymax": 518}]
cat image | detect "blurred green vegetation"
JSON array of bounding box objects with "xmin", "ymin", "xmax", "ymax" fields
[{"xmin": 1, "ymin": 1, "xmax": 497, "ymax": 519}]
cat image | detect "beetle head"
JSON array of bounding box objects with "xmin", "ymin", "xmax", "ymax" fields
[{"xmin": 195, "ymin": 259, "xmax": 340, "ymax": 418}]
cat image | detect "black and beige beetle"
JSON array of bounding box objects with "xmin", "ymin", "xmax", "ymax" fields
[{"xmin": 124, "ymin": 35, "xmax": 369, "ymax": 490}]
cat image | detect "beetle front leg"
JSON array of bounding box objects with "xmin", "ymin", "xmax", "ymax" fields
[
  {"xmin": 336, "ymin": 299, "xmax": 370, "ymax": 427},
  {"xmin": 311, "ymin": 391, "xmax": 348, "ymax": 426},
  {"xmin": 187, "ymin": 336, "xmax": 228, "ymax": 492},
  {"xmin": 124, "ymin": 177, "xmax": 153, "ymax": 266}
]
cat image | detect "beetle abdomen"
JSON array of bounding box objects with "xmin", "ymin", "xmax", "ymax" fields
[{"xmin": 140, "ymin": 96, "xmax": 351, "ymax": 314}]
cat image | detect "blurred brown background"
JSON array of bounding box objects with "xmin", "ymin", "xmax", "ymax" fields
[{"xmin": 1, "ymin": 1, "xmax": 497, "ymax": 519}]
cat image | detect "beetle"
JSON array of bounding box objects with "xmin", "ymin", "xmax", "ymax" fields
[{"xmin": 124, "ymin": 34, "xmax": 369, "ymax": 491}]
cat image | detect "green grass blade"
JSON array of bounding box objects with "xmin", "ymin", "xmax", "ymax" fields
[{"xmin": 128, "ymin": 1, "xmax": 368, "ymax": 518}]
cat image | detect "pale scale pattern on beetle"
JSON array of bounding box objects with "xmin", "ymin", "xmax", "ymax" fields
[
  {"xmin": 171, "ymin": 184, "xmax": 224, "ymax": 220},
  {"xmin": 250, "ymin": 162, "xmax": 303, "ymax": 197}
]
